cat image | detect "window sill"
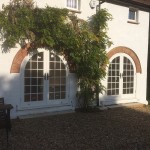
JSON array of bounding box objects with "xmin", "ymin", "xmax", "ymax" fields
[
  {"xmin": 67, "ymin": 8, "xmax": 81, "ymax": 14},
  {"xmin": 127, "ymin": 20, "xmax": 139, "ymax": 25}
]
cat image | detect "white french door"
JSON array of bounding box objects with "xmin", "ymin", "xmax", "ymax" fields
[
  {"xmin": 23, "ymin": 50, "xmax": 69, "ymax": 107},
  {"xmin": 106, "ymin": 54, "xmax": 136, "ymax": 100}
]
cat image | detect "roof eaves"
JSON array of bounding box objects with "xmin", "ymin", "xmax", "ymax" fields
[{"xmin": 105, "ymin": 0, "xmax": 150, "ymax": 12}]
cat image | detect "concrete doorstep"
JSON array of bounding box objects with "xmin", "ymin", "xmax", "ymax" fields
[{"xmin": 98, "ymin": 102, "xmax": 145, "ymax": 110}]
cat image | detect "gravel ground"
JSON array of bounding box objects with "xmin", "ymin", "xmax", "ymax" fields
[{"xmin": 1, "ymin": 104, "xmax": 150, "ymax": 150}]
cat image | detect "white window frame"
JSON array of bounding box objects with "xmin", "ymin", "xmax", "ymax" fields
[
  {"xmin": 128, "ymin": 7, "xmax": 139, "ymax": 24},
  {"xmin": 105, "ymin": 53, "xmax": 136, "ymax": 100},
  {"xmin": 20, "ymin": 49, "xmax": 70, "ymax": 109},
  {"xmin": 66, "ymin": 0, "xmax": 80, "ymax": 11}
]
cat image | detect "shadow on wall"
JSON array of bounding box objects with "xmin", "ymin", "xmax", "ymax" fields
[{"xmin": 0, "ymin": 73, "xmax": 21, "ymax": 118}]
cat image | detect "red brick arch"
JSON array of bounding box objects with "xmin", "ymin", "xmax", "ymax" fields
[
  {"xmin": 10, "ymin": 48, "xmax": 28, "ymax": 73},
  {"xmin": 107, "ymin": 46, "xmax": 142, "ymax": 73},
  {"xmin": 11, "ymin": 46, "xmax": 142, "ymax": 74}
]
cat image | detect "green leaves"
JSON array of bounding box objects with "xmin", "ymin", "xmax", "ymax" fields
[{"xmin": 0, "ymin": 0, "xmax": 112, "ymax": 108}]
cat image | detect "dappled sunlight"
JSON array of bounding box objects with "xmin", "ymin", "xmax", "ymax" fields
[{"xmin": 122, "ymin": 104, "xmax": 150, "ymax": 115}]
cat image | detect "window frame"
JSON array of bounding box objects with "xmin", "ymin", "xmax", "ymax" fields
[
  {"xmin": 128, "ymin": 7, "xmax": 139, "ymax": 24},
  {"xmin": 66, "ymin": 0, "xmax": 81, "ymax": 12}
]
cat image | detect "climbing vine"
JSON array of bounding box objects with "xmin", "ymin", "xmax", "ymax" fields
[{"xmin": 0, "ymin": 0, "xmax": 112, "ymax": 108}]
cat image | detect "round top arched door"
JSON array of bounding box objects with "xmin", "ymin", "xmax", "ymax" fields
[
  {"xmin": 21, "ymin": 49, "xmax": 70, "ymax": 108},
  {"xmin": 106, "ymin": 53, "xmax": 136, "ymax": 101}
]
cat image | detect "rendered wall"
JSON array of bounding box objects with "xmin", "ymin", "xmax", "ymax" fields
[
  {"xmin": 0, "ymin": 0, "xmax": 149, "ymax": 118},
  {"xmin": 102, "ymin": 3, "xmax": 149, "ymax": 104}
]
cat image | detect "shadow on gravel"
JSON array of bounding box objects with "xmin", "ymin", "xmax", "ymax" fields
[{"xmin": 1, "ymin": 105, "xmax": 150, "ymax": 150}]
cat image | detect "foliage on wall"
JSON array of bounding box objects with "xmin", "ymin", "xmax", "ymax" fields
[{"xmin": 0, "ymin": 0, "xmax": 112, "ymax": 108}]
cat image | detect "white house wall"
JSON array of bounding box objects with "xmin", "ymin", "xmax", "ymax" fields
[
  {"xmin": 0, "ymin": 0, "xmax": 149, "ymax": 118},
  {"xmin": 101, "ymin": 3, "xmax": 149, "ymax": 104}
]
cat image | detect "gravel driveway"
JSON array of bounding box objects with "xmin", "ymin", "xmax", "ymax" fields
[{"xmin": 1, "ymin": 104, "xmax": 150, "ymax": 150}]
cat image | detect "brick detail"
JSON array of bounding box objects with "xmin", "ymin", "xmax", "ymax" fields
[
  {"xmin": 107, "ymin": 46, "xmax": 142, "ymax": 73},
  {"xmin": 10, "ymin": 48, "xmax": 28, "ymax": 73}
]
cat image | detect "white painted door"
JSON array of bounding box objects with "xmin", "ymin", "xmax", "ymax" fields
[
  {"xmin": 106, "ymin": 54, "xmax": 136, "ymax": 101},
  {"xmin": 22, "ymin": 50, "xmax": 69, "ymax": 107}
]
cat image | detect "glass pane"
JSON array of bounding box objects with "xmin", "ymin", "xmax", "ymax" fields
[
  {"xmin": 25, "ymin": 78, "xmax": 30, "ymax": 85},
  {"xmin": 49, "ymin": 70, "xmax": 54, "ymax": 77},
  {"xmin": 123, "ymin": 89, "xmax": 127, "ymax": 94},
  {"xmin": 130, "ymin": 89, "xmax": 133, "ymax": 93},
  {"xmin": 55, "ymin": 93, "xmax": 60, "ymax": 99},
  {"xmin": 25, "ymin": 86, "xmax": 30, "ymax": 93},
  {"xmin": 116, "ymin": 89, "xmax": 119, "ymax": 95},
  {"xmin": 112, "ymin": 64, "xmax": 115, "ymax": 69},
  {"xmin": 31, "ymin": 94, "xmax": 37, "ymax": 101},
  {"xmin": 61, "ymin": 86, "xmax": 66, "ymax": 91},
  {"xmin": 38, "ymin": 62, "xmax": 43, "ymax": 69},
  {"xmin": 38, "ymin": 70, "xmax": 43, "ymax": 77},
  {"xmin": 55, "ymin": 78, "xmax": 60, "ymax": 85},
  {"xmin": 107, "ymin": 90, "xmax": 111, "ymax": 95},
  {"xmin": 26, "ymin": 63, "xmax": 30, "ymax": 69},
  {"xmin": 112, "ymin": 77, "xmax": 116, "ymax": 82},
  {"xmin": 61, "ymin": 70, "xmax": 66, "ymax": 76},
  {"xmin": 31, "ymin": 78, "xmax": 38, "ymax": 85},
  {"xmin": 61, "ymin": 78, "xmax": 66, "ymax": 84},
  {"xmin": 123, "ymin": 83, "xmax": 127, "ymax": 88},
  {"xmin": 31, "ymin": 86, "xmax": 37, "ymax": 93},
  {"xmin": 61, "ymin": 92, "xmax": 65, "ymax": 99},
  {"xmin": 56, "ymin": 63, "xmax": 60, "ymax": 69},
  {"xmin": 129, "ymin": 9, "xmax": 136, "ymax": 20},
  {"xmin": 38, "ymin": 86, "xmax": 43, "ymax": 93},
  {"xmin": 112, "ymin": 83, "xmax": 115, "ymax": 88},
  {"xmin": 107, "ymin": 83, "xmax": 111, "ymax": 89},
  {"xmin": 116, "ymin": 57, "xmax": 119, "ymax": 63},
  {"xmin": 61, "ymin": 63, "xmax": 65, "ymax": 69},
  {"xmin": 32, "ymin": 53, "xmax": 43, "ymax": 61},
  {"xmin": 112, "ymin": 71, "xmax": 115, "ymax": 76},
  {"xmin": 56, "ymin": 56, "xmax": 60, "ymax": 61},
  {"xmin": 38, "ymin": 78, "xmax": 43, "ymax": 85},
  {"xmin": 67, "ymin": 0, "xmax": 77, "ymax": 8},
  {"xmin": 55, "ymin": 70, "xmax": 61, "ymax": 76},
  {"xmin": 31, "ymin": 70, "xmax": 37, "ymax": 77},
  {"xmin": 50, "ymin": 53, "xmax": 55, "ymax": 61},
  {"xmin": 25, "ymin": 70, "xmax": 30, "ymax": 77},
  {"xmin": 55, "ymin": 86, "xmax": 60, "ymax": 92},
  {"xmin": 50, "ymin": 62, "xmax": 55, "ymax": 69},
  {"xmin": 127, "ymin": 77, "xmax": 130, "ymax": 81},
  {"xmin": 116, "ymin": 83, "xmax": 119, "ymax": 88},
  {"xmin": 49, "ymin": 93, "xmax": 54, "ymax": 100},
  {"xmin": 112, "ymin": 90, "xmax": 115, "ymax": 95},
  {"xmin": 38, "ymin": 94, "xmax": 43, "ymax": 101},
  {"xmin": 38, "ymin": 53, "xmax": 43, "ymax": 61},
  {"xmin": 32, "ymin": 54, "xmax": 38, "ymax": 61},
  {"xmin": 116, "ymin": 77, "xmax": 119, "ymax": 82},
  {"xmin": 49, "ymin": 78, "xmax": 54, "ymax": 84},
  {"xmin": 24, "ymin": 94, "xmax": 30, "ymax": 102},
  {"xmin": 32, "ymin": 62, "xmax": 37, "ymax": 69},
  {"xmin": 49, "ymin": 86, "xmax": 54, "ymax": 92}
]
